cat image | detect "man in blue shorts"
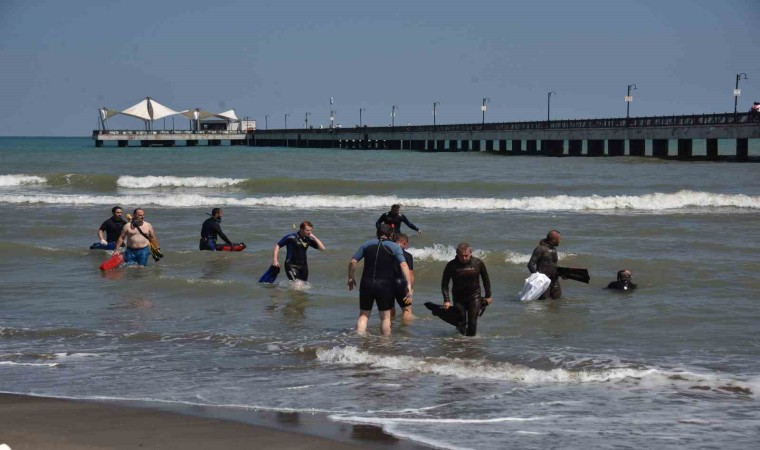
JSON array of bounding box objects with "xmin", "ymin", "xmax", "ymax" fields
[
  {"xmin": 112, "ymin": 208, "xmax": 159, "ymax": 266},
  {"xmin": 348, "ymin": 224, "xmax": 412, "ymax": 335},
  {"xmin": 272, "ymin": 221, "xmax": 326, "ymax": 281}
]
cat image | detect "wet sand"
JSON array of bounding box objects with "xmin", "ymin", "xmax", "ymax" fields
[{"xmin": 0, "ymin": 394, "xmax": 426, "ymax": 450}]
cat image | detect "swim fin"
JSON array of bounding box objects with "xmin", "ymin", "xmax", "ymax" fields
[
  {"xmin": 258, "ymin": 265, "xmax": 280, "ymax": 283},
  {"xmin": 557, "ymin": 267, "xmax": 590, "ymax": 284},
  {"xmin": 424, "ymin": 302, "xmax": 465, "ymax": 329}
]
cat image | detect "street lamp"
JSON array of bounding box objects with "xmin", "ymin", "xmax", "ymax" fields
[
  {"xmin": 734, "ymin": 73, "xmax": 748, "ymax": 114},
  {"xmin": 433, "ymin": 102, "xmax": 440, "ymax": 126},
  {"xmin": 391, "ymin": 105, "xmax": 398, "ymax": 127},
  {"xmin": 481, "ymin": 97, "xmax": 490, "ymax": 125},
  {"xmin": 305, "ymin": 112, "xmax": 310, "ymax": 129},
  {"xmin": 359, "ymin": 108, "xmax": 366, "ymax": 127},
  {"xmin": 626, "ymin": 83, "xmax": 637, "ymax": 122},
  {"xmin": 547, "ymin": 91, "xmax": 556, "ymax": 123},
  {"xmin": 285, "ymin": 113, "xmax": 289, "ymax": 129},
  {"xmin": 329, "ymin": 96, "xmax": 335, "ymax": 129},
  {"xmin": 265, "ymin": 114, "xmax": 269, "ymax": 130}
]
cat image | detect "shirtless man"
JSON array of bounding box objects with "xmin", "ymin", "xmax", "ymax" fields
[{"xmin": 113, "ymin": 208, "xmax": 159, "ymax": 266}]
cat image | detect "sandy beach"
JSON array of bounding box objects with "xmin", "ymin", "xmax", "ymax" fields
[{"xmin": 0, "ymin": 393, "xmax": 421, "ymax": 450}]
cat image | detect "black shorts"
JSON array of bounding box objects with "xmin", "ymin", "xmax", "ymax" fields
[
  {"xmin": 359, "ymin": 279, "xmax": 395, "ymax": 312},
  {"xmin": 285, "ymin": 263, "xmax": 308, "ymax": 281},
  {"xmin": 393, "ymin": 278, "xmax": 410, "ymax": 309}
]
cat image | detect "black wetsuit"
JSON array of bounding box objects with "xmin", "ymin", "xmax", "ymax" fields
[
  {"xmin": 375, "ymin": 212, "xmax": 419, "ymax": 240},
  {"xmin": 393, "ymin": 249, "xmax": 414, "ymax": 308},
  {"xmin": 353, "ymin": 238, "xmax": 407, "ymax": 312},
  {"xmin": 99, "ymin": 216, "xmax": 127, "ymax": 243},
  {"xmin": 527, "ymin": 239, "xmax": 561, "ymax": 300},
  {"xmin": 278, "ymin": 232, "xmax": 319, "ymax": 281},
  {"xmin": 607, "ymin": 280, "xmax": 637, "ymax": 291},
  {"xmin": 441, "ymin": 257, "xmax": 491, "ymax": 336},
  {"xmin": 199, "ymin": 217, "xmax": 232, "ymax": 250}
]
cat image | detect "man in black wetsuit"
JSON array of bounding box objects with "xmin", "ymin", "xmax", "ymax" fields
[
  {"xmin": 96, "ymin": 206, "xmax": 127, "ymax": 249},
  {"xmin": 441, "ymin": 242, "xmax": 492, "ymax": 336},
  {"xmin": 607, "ymin": 269, "xmax": 637, "ymax": 291},
  {"xmin": 272, "ymin": 221, "xmax": 326, "ymax": 281},
  {"xmin": 199, "ymin": 208, "xmax": 233, "ymax": 251},
  {"xmin": 375, "ymin": 204, "xmax": 422, "ymax": 241},
  {"xmin": 391, "ymin": 233, "xmax": 415, "ymax": 321},
  {"xmin": 348, "ymin": 224, "xmax": 412, "ymax": 335},
  {"xmin": 527, "ymin": 230, "xmax": 562, "ymax": 299}
]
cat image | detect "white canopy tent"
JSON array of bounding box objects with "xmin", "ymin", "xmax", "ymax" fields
[
  {"xmin": 97, "ymin": 98, "xmax": 242, "ymax": 131},
  {"xmin": 119, "ymin": 97, "xmax": 184, "ymax": 130}
]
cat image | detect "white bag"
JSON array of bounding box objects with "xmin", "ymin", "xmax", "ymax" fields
[{"xmin": 517, "ymin": 272, "xmax": 551, "ymax": 302}]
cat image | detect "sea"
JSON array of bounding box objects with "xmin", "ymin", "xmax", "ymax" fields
[{"xmin": 1, "ymin": 137, "xmax": 759, "ymax": 449}]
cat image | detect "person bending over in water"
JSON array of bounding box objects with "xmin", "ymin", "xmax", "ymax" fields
[
  {"xmin": 391, "ymin": 233, "xmax": 415, "ymax": 321},
  {"xmin": 199, "ymin": 208, "xmax": 233, "ymax": 251},
  {"xmin": 607, "ymin": 269, "xmax": 637, "ymax": 291},
  {"xmin": 272, "ymin": 221, "xmax": 325, "ymax": 282},
  {"xmin": 441, "ymin": 242, "xmax": 492, "ymax": 336}
]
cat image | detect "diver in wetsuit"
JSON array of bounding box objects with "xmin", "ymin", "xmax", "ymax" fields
[
  {"xmin": 272, "ymin": 221, "xmax": 326, "ymax": 281},
  {"xmin": 441, "ymin": 242, "xmax": 492, "ymax": 336},
  {"xmin": 375, "ymin": 204, "xmax": 422, "ymax": 241},
  {"xmin": 96, "ymin": 206, "xmax": 127, "ymax": 249},
  {"xmin": 607, "ymin": 269, "xmax": 637, "ymax": 291},
  {"xmin": 199, "ymin": 208, "xmax": 233, "ymax": 251},
  {"xmin": 348, "ymin": 223, "xmax": 412, "ymax": 335},
  {"xmin": 527, "ymin": 230, "xmax": 562, "ymax": 300}
]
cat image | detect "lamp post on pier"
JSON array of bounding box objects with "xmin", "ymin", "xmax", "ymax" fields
[
  {"xmin": 265, "ymin": 115, "xmax": 269, "ymax": 130},
  {"xmin": 285, "ymin": 113, "xmax": 288, "ymax": 129},
  {"xmin": 359, "ymin": 108, "xmax": 366, "ymax": 127},
  {"xmin": 433, "ymin": 102, "xmax": 440, "ymax": 127},
  {"xmin": 626, "ymin": 83, "xmax": 637, "ymax": 123},
  {"xmin": 305, "ymin": 112, "xmax": 310, "ymax": 129},
  {"xmin": 734, "ymin": 73, "xmax": 748, "ymax": 114},
  {"xmin": 547, "ymin": 91, "xmax": 556, "ymax": 123},
  {"xmin": 481, "ymin": 97, "xmax": 490, "ymax": 125},
  {"xmin": 391, "ymin": 105, "xmax": 398, "ymax": 127}
]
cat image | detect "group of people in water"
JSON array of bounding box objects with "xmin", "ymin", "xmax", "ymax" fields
[{"xmin": 94, "ymin": 203, "xmax": 635, "ymax": 336}]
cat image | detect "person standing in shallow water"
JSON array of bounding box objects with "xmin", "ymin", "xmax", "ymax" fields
[
  {"xmin": 607, "ymin": 269, "xmax": 637, "ymax": 291},
  {"xmin": 96, "ymin": 206, "xmax": 126, "ymax": 249},
  {"xmin": 272, "ymin": 221, "xmax": 326, "ymax": 282},
  {"xmin": 441, "ymin": 242, "xmax": 492, "ymax": 336},
  {"xmin": 112, "ymin": 208, "xmax": 159, "ymax": 267},
  {"xmin": 348, "ymin": 224, "xmax": 412, "ymax": 336},
  {"xmin": 199, "ymin": 208, "xmax": 233, "ymax": 251},
  {"xmin": 527, "ymin": 230, "xmax": 562, "ymax": 300},
  {"xmin": 375, "ymin": 204, "xmax": 422, "ymax": 241},
  {"xmin": 391, "ymin": 233, "xmax": 415, "ymax": 321}
]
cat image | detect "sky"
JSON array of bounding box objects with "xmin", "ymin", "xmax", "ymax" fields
[{"xmin": 1, "ymin": 0, "xmax": 759, "ymax": 135}]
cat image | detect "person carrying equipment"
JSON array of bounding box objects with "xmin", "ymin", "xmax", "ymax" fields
[
  {"xmin": 199, "ymin": 208, "xmax": 233, "ymax": 251},
  {"xmin": 272, "ymin": 221, "xmax": 326, "ymax": 281},
  {"xmin": 440, "ymin": 242, "xmax": 492, "ymax": 336},
  {"xmin": 527, "ymin": 230, "xmax": 563, "ymax": 300}
]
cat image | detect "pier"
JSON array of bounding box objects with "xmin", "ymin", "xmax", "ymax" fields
[{"xmin": 94, "ymin": 112, "xmax": 760, "ymax": 160}]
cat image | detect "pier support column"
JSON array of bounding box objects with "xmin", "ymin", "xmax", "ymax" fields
[
  {"xmin": 425, "ymin": 140, "xmax": 434, "ymax": 151},
  {"xmin": 608, "ymin": 139, "xmax": 625, "ymax": 156},
  {"xmin": 542, "ymin": 140, "xmax": 563, "ymax": 156},
  {"xmin": 95, "ymin": 140, "xmax": 103, "ymax": 147},
  {"xmin": 472, "ymin": 140, "xmax": 481, "ymax": 151},
  {"xmin": 652, "ymin": 139, "xmax": 669, "ymax": 158},
  {"xmin": 737, "ymin": 138, "xmax": 748, "ymax": 160},
  {"xmin": 568, "ymin": 140, "xmax": 582, "ymax": 156},
  {"xmin": 706, "ymin": 139, "xmax": 718, "ymax": 160},
  {"xmin": 448, "ymin": 140, "xmax": 459, "ymax": 151},
  {"xmin": 587, "ymin": 140, "xmax": 604, "ymax": 157},
  {"xmin": 436, "ymin": 140, "xmax": 446, "ymax": 151},
  {"xmin": 629, "ymin": 139, "xmax": 645, "ymax": 157},
  {"xmin": 485, "ymin": 140, "xmax": 494, "ymax": 152},
  {"xmin": 677, "ymin": 139, "xmax": 693, "ymax": 159},
  {"xmin": 526, "ymin": 140, "xmax": 538, "ymax": 154},
  {"xmin": 499, "ymin": 140, "xmax": 507, "ymax": 152},
  {"xmin": 512, "ymin": 140, "xmax": 522, "ymax": 153},
  {"xmin": 460, "ymin": 140, "xmax": 470, "ymax": 151}
]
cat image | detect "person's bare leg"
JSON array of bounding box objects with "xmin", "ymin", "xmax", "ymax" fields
[
  {"xmin": 379, "ymin": 310, "xmax": 392, "ymax": 335},
  {"xmin": 356, "ymin": 310, "xmax": 371, "ymax": 333}
]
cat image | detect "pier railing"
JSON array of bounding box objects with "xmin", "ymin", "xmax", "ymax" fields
[{"xmin": 94, "ymin": 130, "xmax": 244, "ymax": 135}]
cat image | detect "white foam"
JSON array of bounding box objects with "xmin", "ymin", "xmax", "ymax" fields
[
  {"xmin": 0, "ymin": 361, "xmax": 58, "ymax": 367},
  {"xmin": 316, "ymin": 346, "xmax": 756, "ymax": 393},
  {"xmin": 408, "ymin": 244, "xmax": 489, "ymax": 262},
  {"xmin": 117, "ymin": 175, "xmax": 247, "ymax": 189},
  {"xmin": 329, "ymin": 414, "xmax": 544, "ymax": 425},
  {"xmin": 0, "ymin": 174, "xmax": 46, "ymax": 187},
  {"xmin": 0, "ymin": 190, "xmax": 757, "ymax": 212}
]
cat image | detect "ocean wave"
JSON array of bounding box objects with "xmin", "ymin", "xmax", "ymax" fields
[
  {"xmin": 118, "ymin": 175, "xmax": 247, "ymax": 189},
  {"xmin": 0, "ymin": 174, "xmax": 47, "ymax": 187},
  {"xmin": 408, "ymin": 244, "xmax": 489, "ymax": 262},
  {"xmin": 0, "ymin": 361, "xmax": 58, "ymax": 368},
  {"xmin": 0, "ymin": 190, "xmax": 757, "ymax": 212},
  {"xmin": 316, "ymin": 346, "xmax": 755, "ymax": 394}
]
